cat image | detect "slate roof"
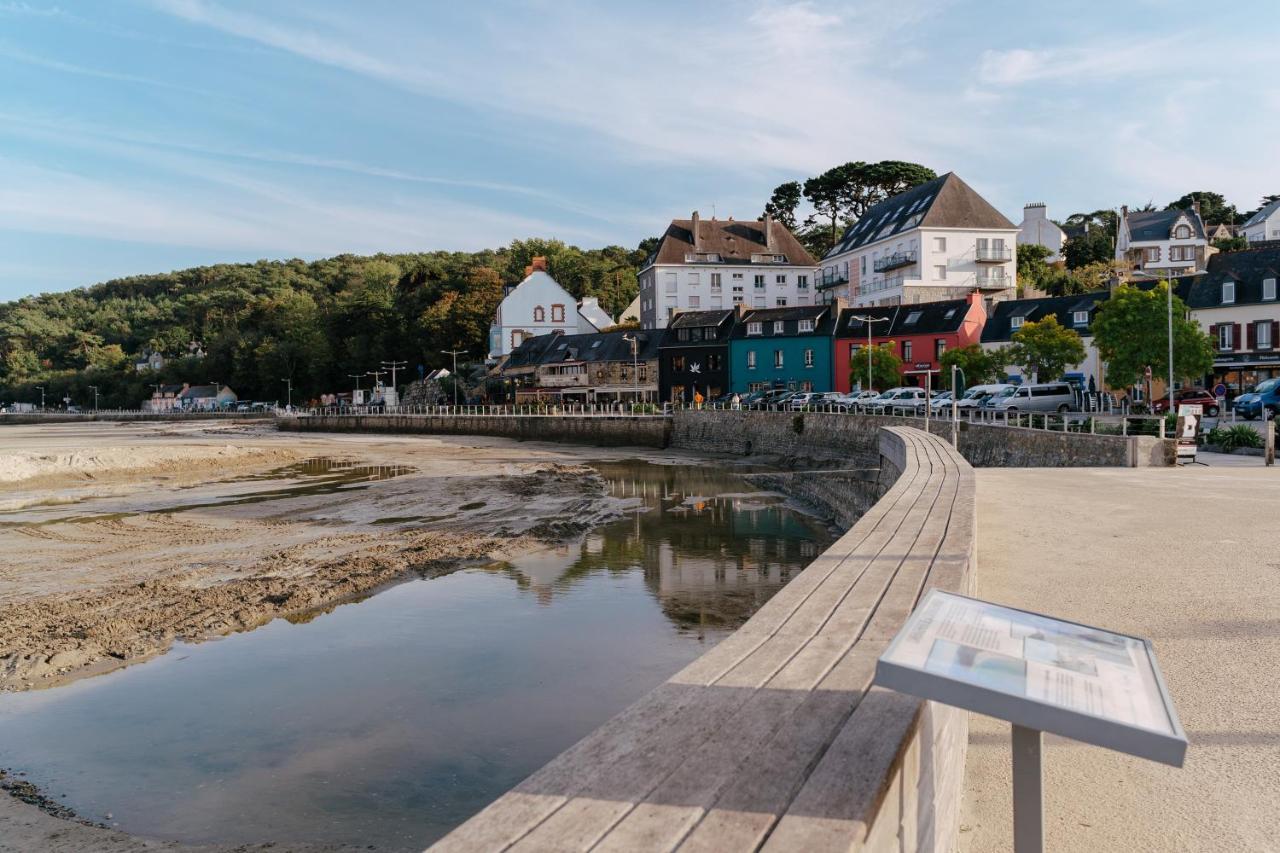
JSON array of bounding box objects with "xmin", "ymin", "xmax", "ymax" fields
[
  {"xmin": 824, "ymin": 173, "xmax": 1016, "ymax": 260},
  {"xmin": 837, "ymin": 298, "xmax": 972, "ymax": 339},
  {"xmin": 1124, "ymin": 208, "xmax": 1206, "ymax": 242},
  {"xmin": 662, "ymin": 310, "xmax": 737, "ymax": 348},
  {"xmin": 179, "ymin": 384, "xmax": 221, "ymax": 399},
  {"xmin": 576, "ymin": 297, "xmax": 614, "ymax": 330},
  {"xmin": 1242, "ymin": 198, "xmax": 1280, "ymax": 229},
  {"xmin": 156, "ymin": 383, "xmax": 185, "ymax": 395},
  {"xmin": 648, "ymin": 218, "xmax": 816, "ymax": 268},
  {"xmin": 1181, "ymin": 245, "xmax": 1280, "ymax": 309},
  {"xmin": 505, "ymin": 330, "xmax": 663, "ymax": 369},
  {"xmin": 668, "ymin": 309, "xmax": 736, "ymax": 329},
  {"xmin": 729, "ymin": 305, "xmax": 836, "ymax": 339},
  {"xmin": 980, "ymin": 291, "xmax": 1109, "ymax": 343}
]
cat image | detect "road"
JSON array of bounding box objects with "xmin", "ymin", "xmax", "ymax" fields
[{"xmin": 960, "ymin": 464, "xmax": 1280, "ymax": 853}]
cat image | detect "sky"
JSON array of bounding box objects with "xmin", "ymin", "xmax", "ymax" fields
[{"xmin": 1, "ymin": 0, "xmax": 1277, "ymax": 301}]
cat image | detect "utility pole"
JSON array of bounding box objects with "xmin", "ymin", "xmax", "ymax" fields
[
  {"xmin": 441, "ymin": 349, "xmax": 467, "ymax": 406},
  {"xmin": 1166, "ymin": 272, "xmax": 1175, "ymax": 419},
  {"xmin": 88, "ymin": 385, "xmax": 100, "ymax": 412},
  {"xmin": 951, "ymin": 365, "xmax": 966, "ymax": 449},
  {"xmin": 282, "ymin": 378, "xmax": 293, "ymax": 410},
  {"xmin": 381, "ymin": 359, "xmax": 407, "ymax": 393},
  {"xmin": 35, "ymin": 385, "xmax": 45, "ymax": 410},
  {"xmin": 347, "ymin": 372, "xmax": 366, "ymax": 405},
  {"xmin": 850, "ymin": 315, "xmax": 890, "ymax": 392},
  {"xmin": 622, "ymin": 333, "xmax": 639, "ymax": 408}
]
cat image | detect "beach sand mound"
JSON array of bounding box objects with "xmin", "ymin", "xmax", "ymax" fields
[{"xmin": 0, "ymin": 445, "xmax": 300, "ymax": 486}]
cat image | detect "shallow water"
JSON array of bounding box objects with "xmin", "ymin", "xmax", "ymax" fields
[{"xmin": 0, "ymin": 460, "xmax": 833, "ymax": 850}]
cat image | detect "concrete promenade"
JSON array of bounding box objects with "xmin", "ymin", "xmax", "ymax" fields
[{"xmin": 963, "ymin": 463, "xmax": 1280, "ymax": 852}]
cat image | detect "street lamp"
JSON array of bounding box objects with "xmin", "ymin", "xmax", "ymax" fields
[
  {"xmin": 622, "ymin": 333, "xmax": 640, "ymax": 409},
  {"xmin": 441, "ymin": 349, "xmax": 467, "ymax": 406},
  {"xmin": 850, "ymin": 315, "xmax": 891, "ymax": 393},
  {"xmin": 281, "ymin": 378, "xmax": 293, "ymax": 410},
  {"xmin": 35, "ymin": 385, "xmax": 45, "ymax": 410},
  {"xmin": 88, "ymin": 385, "xmax": 100, "ymax": 412},
  {"xmin": 1129, "ymin": 267, "xmax": 1207, "ymax": 417}
]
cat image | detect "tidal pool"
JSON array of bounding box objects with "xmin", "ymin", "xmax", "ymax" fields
[{"xmin": 0, "ymin": 460, "xmax": 833, "ymax": 850}]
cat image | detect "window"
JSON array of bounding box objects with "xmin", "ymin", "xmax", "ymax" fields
[
  {"xmin": 671, "ymin": 355, "xmax": 685, "ymax": 371},
  {"xmin": 733, "ymin": 294, "xmax": 744, "ymax": 303},
  {"xmin": 774, "ymin": 350, "xmax": 784, "ymax": 368},
  {"xmin": 664, "ymin": 272, "xmax": 678, "ymax": 293},
  {"xmin": 934, "ymin": 265, "xmax": 947, "ymax": 280},
  {"xmin": 934, "ymin": 237, "xmax": 946, "ymax": 252},
  {"xmin": 747, "ymin": 351, "xmax": 757, "ymax": 369},
  {"xmin": 711, "ymin": 273, "xmax": 722, "ymax": 288},
  {"xmin": 677, "ymin": 328, "xmax": 690, "ymax": 342},
  {"xmin": 551, "ymin": 304, "xmax": 565, "ymax": 322},
  {"xmin": 776, "ymin": 297, "xmax": 788, "ymax": 307},
  {"xmin": 1258, "ymin": 321, "xmax": 1273, "ymax": 350},
  {"xmin": 798, "ymin": 319, "xmax": 814, "ymax": 332},
  {"xmin": 511, "ymin": 330, "xmax": 525, "ymax": 348},
  {"xmin": 688, "ymin": 272, "xmax": 700, "ymax": 286},
  {"xmin": 533, "ymin": 305, "xmax": 545, "ymax": 322},
  {"xmin": 935, "ymin": 339, "xmax": 946, "ymax": 359},
  {"xmin": 1175, "ymin": 224, "xmax": 1190, "ymax": 239},
  {"xmin": 754, "ymin": 297, "xmax": 766, "ymax": 308},
  {"xmin": 902, "ymin": 340, "xmax": 913, "ymax": 361},
  {"xmin": 1145, "ymin": 247, "xmax": 1160, "ymax": 263},
  {"xmin": 804, "ymin": 348, "xmax": 815, "ymax": 367},
  {"xmin": 776, "ymin": 274, "xmax": 787, "ymax": 285},
  {"xmin": 1011, "ymin": 316, "xmax": 1025, "ymax": 330},
  {"xmin": 1264, "ymin": 278, "xmax": 1276, "ymax": 301},
  {"xmin": 754, "ymin": 274, "xmax": 766, "ymax": 288},
  {"xmin": 1218, "ymin": 324, "xmax": 1234, "ymax": 350},
  {"xmin": 797, "ymin": 275, "xmax": 808, "ymax": 289},
  {"xmin": 773, "ymin": 320, "xmax": 785, "ymax": 334},
  {"xmin": 1073, "ymin": 310, "xmax": 1089, "ymax": 326},
  {"xmin": 860, "ymin": 257, "xmax": 867, "ymax": 275},
  {"xmin": 747, "ymin": 321, "xmax": 763, "ymax": 335},
  {"xmin": 732, "ymin": 272, "xmax": 744, "ymax": 280},
  {"xmin": 905, "ymin": 311, "xmax": 922, "ymax": 325},
  {"xmin": 708, "ymin": 354, "xmax": 722, "ymax": 370},
  {"xmin": 1222, "ymin": 281, "xmax": 1235, "ymax": 304},
  {"xmin": 688, "ymin": 295, "xmax": 700, "ymax": 308}
]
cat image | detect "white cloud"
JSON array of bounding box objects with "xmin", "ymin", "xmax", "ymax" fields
[{"xmin": 977, "ymin": 37, "xmax": 1186, "ymax": 86}]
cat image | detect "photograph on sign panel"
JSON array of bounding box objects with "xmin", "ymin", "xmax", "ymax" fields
[{"xmin": 925, "ymin": 638, "xmax": 1027, "ymax": 695}]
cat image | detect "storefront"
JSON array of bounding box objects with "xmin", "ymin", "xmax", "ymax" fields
[{"xmin": 1207, "ymin": 352, "xmax": 1280, "ymax": 398}]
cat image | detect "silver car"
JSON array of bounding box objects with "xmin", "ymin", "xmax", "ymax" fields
[{"xmin": 985, "ymin": 382, "xmax": 1078, "ymax": 413}]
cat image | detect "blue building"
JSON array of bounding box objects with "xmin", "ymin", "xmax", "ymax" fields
[{"xmin": 727, "ymin": 305, "xmax": 838, "ymax": 394}]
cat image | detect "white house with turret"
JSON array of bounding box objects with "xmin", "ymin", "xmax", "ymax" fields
[{"xmin": 487, "ymin": 257, "xmax": 615, "ymax": 360}]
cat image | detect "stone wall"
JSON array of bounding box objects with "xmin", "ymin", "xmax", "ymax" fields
[
  {"xmin": 672, "ymin": 410, "xmax": 1174, "ymax": 468},
  {"xmin": 280, "ymin": 413, "xmax": 671, "ymax": 448},
  {"xmin": 745, "ymin": 468, "xmax": 880, "ymax": 529}
]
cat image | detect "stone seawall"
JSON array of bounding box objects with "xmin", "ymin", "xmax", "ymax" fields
[
  {"xmin": 745, "ymin": 468, "xmax": 881, "ymax": 529},
  {"xmin": 280, "ymin": 413, "xmax": 672, "ymax": 448},
  {"xmin": 672, "ymin": 410, "xmax": 1173, "ymax": 467}
]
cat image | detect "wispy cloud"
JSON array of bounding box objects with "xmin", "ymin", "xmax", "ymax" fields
[
  {"xmin": 0, "ymin": 42, "xmax": 221, "ymax": 96},
  {"xmin": 977, "ymin": 37, "xmax": 1187, "ymax": 86}
]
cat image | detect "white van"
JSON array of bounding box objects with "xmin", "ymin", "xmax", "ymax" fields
[
  {"xmin": 985, "ymin": 382, "xmax": 1078, "ymax": 413},
  {"xmin": 955, "ymin": 384, "xmax": 1011, "ymax": 410}
]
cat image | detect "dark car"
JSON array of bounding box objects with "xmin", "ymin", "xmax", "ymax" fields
[{"xmin": 1150, "ymin": 388, "xmax": 1221, "ymax": 416}]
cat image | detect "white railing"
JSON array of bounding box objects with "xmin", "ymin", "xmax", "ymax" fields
[{"xmin": 297, "ymin": 403, "xmax": 671, "ymax": 419}]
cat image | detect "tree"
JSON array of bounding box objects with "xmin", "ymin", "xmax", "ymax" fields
[
  {"xmin": 1165, "ymin": 191, "xmax": 1238, "ymax": 226},
  {"xmin": 1016, "ymin": 243, "xmax": 1053, "ymax": 293},
  {"xmin": 940, "ymin": 344, "xmax": 1005, "ymax": 387},
  {"xmin": 1213, "ymin": 236, "xmax": 1248, "ymax": 253},
  {"xmin": 848, "ymin": 342, "xmax": 902, "ymax": 392},
  {"xmin": 1062, "ymin": 227, "xmax": 1115, "ymax": 269},
  {"xmin": 803, "ymin": 163, "xmax": 861, "ymax": 245},
  {"xmin": 762, "ymin": 181, "xmax": 802, "ymax": 230},
  {"xmin": 803, "ymin": 160, "xmax": 937, "ymax": 245},
  {"xmin": 1091, "ymin": 283, "xmax": 1214, "ymax": 390},
  {"xmin": 1005, "ymin": 316, "xmax": 1087, "ymax": 382}
]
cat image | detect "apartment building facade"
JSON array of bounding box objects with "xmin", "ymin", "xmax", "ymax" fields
[
  {"xmin": 817, "ymin": 173, "xmax": 1019, "ymax": 308},
  {"xmin": 637, "ymin": 213, "xmax": 817, "ymax": 330},
  {"xmin": 1182, "ymin": 245, "xmax": 1280, "ymax": 395}
]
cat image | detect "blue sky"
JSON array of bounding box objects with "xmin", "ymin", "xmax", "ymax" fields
[{"xmin": 1, "ymin": 0, "xmax": 1277, "ymax": 300}]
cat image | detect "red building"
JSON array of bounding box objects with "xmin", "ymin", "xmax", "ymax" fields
[{"xmin": 835, "ymin": 293, "xmax": 986, "ymax": 391}]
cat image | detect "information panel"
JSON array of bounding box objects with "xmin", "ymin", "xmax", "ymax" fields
[{"xmin": 875, "ymin": 590, "xmax": 1186, "ymax": 766}]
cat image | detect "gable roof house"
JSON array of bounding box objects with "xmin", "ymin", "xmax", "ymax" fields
[
  {"xmin": 1241, "ymin": 198, "xmax": 1280, "ymax": 244},
  {"xmin": 980, "ymin": 291, "xmax": 1109, "ymax": 386},
  {"xmin": 637, "ymin": 213, "xmax": 817, "ymax": 330},
  {"xmin": 819, "ymin": 172, "xmax": 1019, "ymax": 308},
  {"xmin": 658, "ymin": 309, "xmax": 739, "ymax": 403},
  {"xmin": 487, "ymin": 257, "xmax": 616, "ymax": 361},
  {"xmin": 1115, "ymin": 205, "xmax": 1209, "ymax": 275},
  {"xmin": 726, "ymin": 304, "xmax": 838, "ymax": 394},
  {"xmin": 502, "ymin": 329, "xmax": 662, "ymax": 403},
  {"xmin": 1180, "ymin": 245, "xmax": 1280, "ymax": 395},
  {"xmin": 177, "ymin": 384, "xmax": 237, "ymax": 410}
]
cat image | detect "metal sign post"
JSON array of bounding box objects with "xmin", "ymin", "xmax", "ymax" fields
[
  {"xmin": 1265, "ymin": 412, "xmax": 1275, "ymax": 467},
  {"xmin": 1175, "ymin": 404, "xmax": 1202, "ymax": 466},
  {"xmin": 875, "ymin": 590, "xmax": 1186, "ymax": 853}
]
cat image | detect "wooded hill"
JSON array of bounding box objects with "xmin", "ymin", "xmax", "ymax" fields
[{"xmin": 0, "ymin": 238, "xmax": 647, "ymax": 408}]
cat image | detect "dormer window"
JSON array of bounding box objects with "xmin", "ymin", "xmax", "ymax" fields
[
  {"xmin": 1073, "ymin": 310, "xmax": 1089, "ymax": 326},
  {"xmin": 798, "ymin": 319, "xmax": 814, "ymax": 332},
  {"xmin": 1011, "ymin": 316, "xmax": 1025, "ymax": 330},
  {"xmin": 1264, "ymin": 278, "xmax": 1276, "ymax": 301},
  {"xmin": 1174, "ymin": 224, "xmax": 1191, "ymax": 239},
  {"xmin": 1222, "ymin": 281, "xmax": 1235, "ymax": 304},
  {"xmin": 905, "ymin": 311, "xmax": 922, "ymax": 325},
  {"xmin": 747, "ymin": 321, "xmax": 762, "ymax": 336},
  {"xmin": 772, "ymin": 320, "xmax": 785, "ymax": 334}
]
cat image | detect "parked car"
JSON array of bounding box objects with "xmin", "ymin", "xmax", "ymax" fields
[
  {"xmin": 919, "ymin": 391, "xmax": 954, "ymax": 414},
  {"xmin": 787, "ymin": 392, "xmax": 820, "ymax": 410},
  {"xmin": 1150, "ymin": 388, "xmax": 1221, "ymax": 416},
  {"xmin": 1233, "ymin": 377, "xmax": 1280, "ymax": 420},
  {"xmin": 954, "ymin": 384, "xmax": 1011, "ymax": 410},
  {"xmin": 985, "ymin": 382, "xmax": 1078, "ymax": 413},
  {"xmin": 865, "ymin": 387, "xmax": 928, "ymax": 413}
]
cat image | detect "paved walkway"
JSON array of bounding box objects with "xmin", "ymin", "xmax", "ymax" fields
[{"xmin": 961, "ymin": 465, "xmax": 1280, "ymax": 852}]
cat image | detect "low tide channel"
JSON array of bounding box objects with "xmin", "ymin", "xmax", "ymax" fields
[{"xmin": 0, "ymin": 460, "xmax": 834, "ymax": 850}]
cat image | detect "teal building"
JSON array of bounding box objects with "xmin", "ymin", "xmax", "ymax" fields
[{"xmin": 727, "ymin": 305, "xmax": 838, "ymax": 394}]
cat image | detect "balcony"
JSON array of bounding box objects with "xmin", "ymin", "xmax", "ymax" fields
[
  {"xmin": 817, "ymin": 270, "xmax": 849, "ymax": 288},
  {"xmin": 873, "ymin": 250, "xmax": 917, "ymax": 272},
  {"xmin": 975, "ymin": 272, "xmax": 1013, "ymax": 290},
  {"xmin": 975, "ymin": 246, "xmax": 1013, "ymax": 263}
]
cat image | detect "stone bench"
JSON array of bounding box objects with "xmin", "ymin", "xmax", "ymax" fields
[{"xmin": 432, "ymin": 426, "xmax": 977, "ymax": 852}]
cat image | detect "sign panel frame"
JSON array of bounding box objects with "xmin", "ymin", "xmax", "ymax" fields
[{"xmin": 875, "ymin": 589, "xmax": 1187, "ymax": 767}]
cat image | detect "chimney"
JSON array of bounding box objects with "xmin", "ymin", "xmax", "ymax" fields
[
  {"xmin": 530, "ymin": 256, "xmax": 548, "ymax": 273},
  {"xmin": 691, "ymin": 211, "xmax": 701, "ymax": 252},
  {"xmin": 764, "ymin": 213, "xmax": 774, "ymax": 250},
  {"xmin": 1191, "ymin": 200, "xmax": 1201, "ymax": 218}
]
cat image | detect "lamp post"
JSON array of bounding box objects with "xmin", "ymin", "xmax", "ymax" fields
[
  {"xmin": 951, "ymin": 365, "xmax": 966, "ymax": 448},
  {"xmin": 282, "ymin": 378, "xmax": 293, "ymax": 410},
  {"xmin": 850, "ymin": 315, "xmax": 891, "ymax": 393},
  {"xmin": 1129, "ymin": 267, "xmax": 1206, "ymax": 417},
  {"xmin": 381, "ymin": 359, "xmax": 407, "ymax": 403},
  {"xmin": 88, "ymin": 385, "xmax": 100, "ymax": 412},
  {"xmin": 35, "ymin": 385, "xmax": 45, "ymax": 411},
  {"xmin": 441, "ymin": 349, "xmax": 467, "ymax": 406},
  {"xmin": 622, "ymin": 333, "xmax": 640, "ymax": 409},
  {"xmin": 347, "ymin": 372, "xmax": 366, "ymax": 407}
]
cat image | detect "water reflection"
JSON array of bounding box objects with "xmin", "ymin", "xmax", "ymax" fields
[{"xmin": 0, "ymin": 460, "xmax": 831, "ymax": 851}]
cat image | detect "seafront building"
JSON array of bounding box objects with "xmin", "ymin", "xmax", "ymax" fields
[
  {"xmin": 658, "ymin": 309, "xmax": 738, "ymax": 404},
  {"xmin": 1115, "ymin": 205, "xmax": 1210, "ymax": 275},
  {"xmin": 817, "ymin": 173, "xmax": 1019, "ymax": 308},
  {"xmin": 637, "ymin": 213, "xmax": 818, "ymax": 330},
  {"xmin": 1181, "ymin": 244, "xmax": 1280, "ymax": 395},
  {"xmin": 726, "ymin": 304, "xmax": 838, "ymax": 394},
  {"xmin": 834, "ymin": 293, "xmax": 985, "ymax": 392},
  {"xmin": 980, "ymin": 291, "xmax": 1108, "ymax": 387},
  {"xmin": 499, "ymin": 328, "xmax": 661, "ymax": 404},
  {"xmin": 487, "ymin": 257, "xmax": 615, "ymax": 360}
]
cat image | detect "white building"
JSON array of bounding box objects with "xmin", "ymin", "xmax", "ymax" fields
[
  {"xmin": 1240, "ymin": 198, "xmax": 1280, "ymax": 244},
  {"xmin": 637, "ymin": 213, "xmax": 817, "ymax": 330},
  {"xmin": 487, "ymin": 257, "xmax": 614, "ymax": 359},
  {"xmin": 1182, "ymin": 245, "xmax": 1280, "ymax": 395},
  {"xmin": 979, "ymin": 291, "xmax": 1107, "ymax": 387},
  {"xmin": 818, "ymin": 173, "xmax": 1018, "ymax": 308},
  {"xmin": 1115, "ymin": 205, "xmax": 1209, "ymax": 274},
  {"xmin": 1017, "ymin": 202, "xmax": 1066, "ymax": 262}
]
